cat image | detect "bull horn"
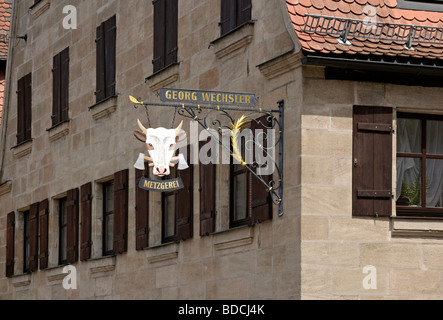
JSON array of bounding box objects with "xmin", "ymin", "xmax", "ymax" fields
[
  {"xmin": 175, "ymin": 120, "xmax": 184, "ymax": 134},
  {"xmin": 137, "ymin": 119, "xmax": 147, "ymax": 135}
]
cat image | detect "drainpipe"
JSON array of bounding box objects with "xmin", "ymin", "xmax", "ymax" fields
[{"xmin": 0, "ymin": 0, "xmax": 18, "ymax": 184}]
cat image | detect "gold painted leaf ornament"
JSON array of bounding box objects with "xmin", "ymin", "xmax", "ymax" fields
[{"xmin": 230, "ymin": 115, "xmax": 248, "ymax": 167}]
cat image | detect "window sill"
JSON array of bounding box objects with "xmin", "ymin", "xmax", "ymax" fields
[
  {"xmin": 88, "ymin": 255, "xmax": 116, "ymax": 276},
  {"xmin": 11, "ymin": 273, "xmax": 32, "ymax": 288},
  {"xmin": 0, "ymin": 180, "xmax": 12, "ymax": 196},
  {"xmin": 46, "ymin": 265, "xmax": 69, "ymax": 283},
  {"xmin": 391, "ymin": 216, "xmax": 443, "ymax": 238},
  {"xmin": 257, "ymin": 50, "xmax": 303, "ymax": 80},
  {"xmin": 89, "ymin": 95, "xmax": 118, "ymax": 121},
  {"xmin": 47, "ymin": 120, "xmax": 70, "ymax": 143},
  {"xmin": 145, "ymin": 63, "xmax": 180, "ymax": 93},
  {"xmin": 210, "ymin": 21, "xmax": 255, "ymax": 60},
  {"xmin": 12, "ymin": 140, "xmax": 33, "ymax": 159},
  {"xmin": 212, "ymin": 225, "xmax": 254, "ymax": 253},
  {"xmin": 146, "ymin": 241, "xmax": 179, "ymax": 264},
  {"xmin": 29, "ymin": 0, "xmax": 51, "ymax": 20}
]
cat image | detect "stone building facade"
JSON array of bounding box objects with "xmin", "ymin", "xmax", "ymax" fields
[{"xmin": 0, "ymin": 0, "xmax": 442, "ymax": 300}]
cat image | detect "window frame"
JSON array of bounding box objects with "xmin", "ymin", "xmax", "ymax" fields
[
  {"xmin": 230, "ymin": 163, "xmax": 252, "ymax": 228},
  {"xmin": 396, "ymin": 113, "xmax": 443, "ymax": 217},
  {"xmin": 102, "ymin": 180, "xmax": 115, "ymax": 257}
]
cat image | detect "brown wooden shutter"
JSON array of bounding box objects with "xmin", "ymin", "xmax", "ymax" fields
[
  {"xmin": 251, "ymin": 115, "xmax": 273, "ymax": 223},
  {"xmin": 80, "ymin": 182, "xmax": 93, "ymax": 261},
  {"xmin": 353, "ymin": 106, "xmax": 393, "ymax": 217},
  {"xmin": 238, "ymin": 0, "xmax": 252, "ymax": 26},
  {"xmin": 52, "ymin": 52, "xmax": 61, "ymax": 126},
  {"xmin": 16, "ymin": 76, "xmax": 25, "ymax": 144},
  {"xmin": 95, "ymin": 23, "xmax": 106, "ymax": 102},
  {"xmin": 66, "ymin": 188, "xmax": 79, "ymax": 263},
  {"xmin": 114, "ymin": 169, "xmax": 129, "ymax": 254},
  {"xmin": 220, "ymin": 0, "xmax": 234, "ymax": 36},
  {"xmin": 135, "ymin": 168, "xmax": 149, "ymax": 250},
  {"xmin": 165, "ymin": 0, "xmax": 178, "ymax": 67},
  {"xmin": 176, "ymin": 159, "xmax": 193, "ymax": 241},
  {"xmin": 153, "ymin": 0, "xmax": 166, "ymax": 72},
  {"xmin": 199, "ymin": 139, "xmax": 216, "ymax": 236},
  {"xmin": 60, "ymin": 47, "xmax": 70, "ymax": 122},
  {"xmin": 38, "ymin": 199, "xmax": 49, "ymax": 270},
  {"xmin": 6, "ymin": 212, "xmax": 15, "ymax": 278},
  {"xmin": 29, "ymin": 202, "xmax": 39, "ymax": 272},
  {"xmin": 24, "ymin": 73, "xmax": 32, "ymax": 142},
  {"xmin": 104, "ymin": 16, "xmax": 116, "ymax": 98}
]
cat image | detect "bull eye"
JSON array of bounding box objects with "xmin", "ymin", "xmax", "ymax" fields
[
  {"xmin": 149, "ymin": 144, "xmax": 153, "ymax": 147},
  {"xmin": 170, "ymin": 144, "xmax": 174, "ymax": 148}
]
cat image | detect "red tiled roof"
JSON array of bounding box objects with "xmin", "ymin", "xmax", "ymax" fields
[
  {"xmin": 0, "ymin": 0, "xmax": 11, "ymax": 59},
  {"xmin": 286, "ymin": 0, "xmax": 443, "ymax": 61}
]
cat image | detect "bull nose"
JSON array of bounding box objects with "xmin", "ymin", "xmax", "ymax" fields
[{"xmin": 156, "ymin": 167, "xmax": 168, "ymax": 174}]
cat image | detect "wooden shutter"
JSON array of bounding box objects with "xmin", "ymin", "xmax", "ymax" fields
[
  {"xmin": 24, "ymin": 73, "xmax": 32, "ymax": 142},
  {"xmin": 251, "ymin": 115, "xmax": 273, "ymax": 223},
  {"xmin": 66, "ymin": 188, "xmax": 79, "ymax": 263},
  {"xmin": 135, "ymin": 168, "xmax": 149, "ymax": 250},
  {"xmin": 353, "ymin": 106, "xmax": 393, "ymax": 217},
  {"xmin": 80, "ymin": 182, "xmax": 93, "ymax": 261},
  {"xmin": 6, "ymin": 212, "xmax": 15, "ymax": 278},
  {"xmin": 38, "ymin": 199, "xmax": 49, "ymax": 270},
  {"xmin": 199, "ymin": 139, "xmax": 216, "ymax": 236},
  {"xmin": 165, "ymin": 0, "xmax": 178, "ymax": 67},
  {"xmin": 52, "ymin": 52, "xmax": 61, "ymax": 126},
  {"xmin": 16, "ymin": 76, "xmax": 25, "ymax": 144},
  {"xmin": 176, "ymin": 159, "xmax": 193, "ymax": 241},
  {"xmin": 60, "ymin": 47, "xmax": 70, "ymax": 122},
  {"xmin": 153, "ymin": 0, "xmax": 166, "ymax": 72},
  {"xmin": 95, "ymin": 23, "xmax": 106, "ymax": 102},
  {"xmin": 238, "ymin": 0, "xmax": 252, "ymax": 26},
  {"xmin": 114, "ymin": 169, "xmax": 129, "ymax": 254},
  {"xmin": 29, "ymin": 202, "xmax": 39, "ymax": 272},
  {"xmin": 104, "ymin": 16, "xmax": 116, "ymax": 98},
  {"xmin": 220, "ymin": 0, "xmax": 234, "ymax": 36}
]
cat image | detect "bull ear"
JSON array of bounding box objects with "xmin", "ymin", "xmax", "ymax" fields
[
  {"xmin": 176, "ymin": 129, "xmax": 187, "ymax": 143},
  {"xmin": 134, "ymin": 130, "xmax": 146, "ymax": 143}
]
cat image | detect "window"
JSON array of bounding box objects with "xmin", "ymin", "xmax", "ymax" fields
[
  {"xmin": 397, "ymin": 0, "xmax": 443, "ymax": 12},
  {"xmin": 59, "ymin": 198, "xmax": 68, "ymax": 265},
  {"xmin": 23, "ymin": 211, "xmax": 30, "ymax": 273},
  {"xmin": 51, "ymin": 47, "xmax": 70, "ymax": 127},
  {"xmin": 161, "ymin": 161, "xmax": 193, "ymax": 243},
  {"xmin": 135, "ymin": 168, "xmax": 149, "ymax": 250},
  {"xmin": 101, "ymin": 169, "xmax": 129, "ymax": 256},
  {"xmin": 229, "ymin": 115, "xmax": 273, "ymax": 228},
  {"xmin": 103, "ymin": 181, "xmax": 114, "ymax": 256},
  {"xmin": 396, "ymin": 114, "xmax": 443, "ymax": 216},
  {"xmin": 152, "ymin": 0, "xmax": 178, "ymax": 73},
  {"xmin": 80, "ymin": 182, "xmax": 93, "ymax": 261},
  {"xmin": 352, "ymin": 106, "xmax": 393, "ymax": 217},
  {"xmin": 95, "ymin": 15, "xmax": 116, "ymax": 103},
  {"xmin": 220, "ymin": 0, "xmax": 252, "ymax": 36},
  {"xmin": 16, "ymin": 73, "xmax": 32, "ymax": 145},
  {"xmin": 6, "ymin": 212, "xmax": 15, "ymax": 278}
]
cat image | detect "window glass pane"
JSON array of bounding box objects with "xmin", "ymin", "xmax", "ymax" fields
[
  {"xmin": 105, "ymin": 184, "xmax": 114, "ymax": 212},
  {"xmin": 164, "ymin": 195, "xmax": 175, "ymax": 238},
  {"xmin": 396, "ymin": 157, "xmax": 421, "ymax": 207},
  {"xmin": 60, "ymin": 226, "xmax": 67, "ymax": 262},
  {"xmin": 234, "ymin": 173, "xmax": 247, "ymax": 221},
  {"xmin": 397, "ymin": 118, "xmax": 421, "ymax": 154},
  {"xmin": 426, "ymin": 120, "xmax": 443, "ymax": 155},
  {"xmin": 105, "ymin": 214, "xmax": 114, "ymax": 252},
  {"xmin": 426, "ymin": 159, "xmax": 443, "ymax": 208}
]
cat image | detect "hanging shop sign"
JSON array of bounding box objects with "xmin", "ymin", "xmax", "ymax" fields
[
  {"xmin": 138, "ymin": 176, "xmax": 184, "ymax": 192},
  {"xmin": 159, "ymin": 88, "xmax": 257, "ymax": 107}
]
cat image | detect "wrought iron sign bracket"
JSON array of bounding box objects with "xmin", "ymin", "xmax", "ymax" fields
[{"xmin": 131, "ymin": 93, "xmax": 285, "ymax": 217}]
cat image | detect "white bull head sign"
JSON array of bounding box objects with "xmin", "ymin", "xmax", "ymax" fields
[{"xmin": 134, "ymin": 119, "xmax": 189, "ymax": 191}]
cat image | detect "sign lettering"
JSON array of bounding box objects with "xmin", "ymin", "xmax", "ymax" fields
[
  {"xmin": 139, "ymin": 177, "xmax": 184, "ymax": 192},
  {"xmin": 160, "ymin": 88, "xmax": 256, "ymax": 107}
]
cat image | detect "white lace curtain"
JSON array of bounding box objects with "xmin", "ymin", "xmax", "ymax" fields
[{"xmin": 396, "ymin": 118, "xmax": 443, "ymax": 208}]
